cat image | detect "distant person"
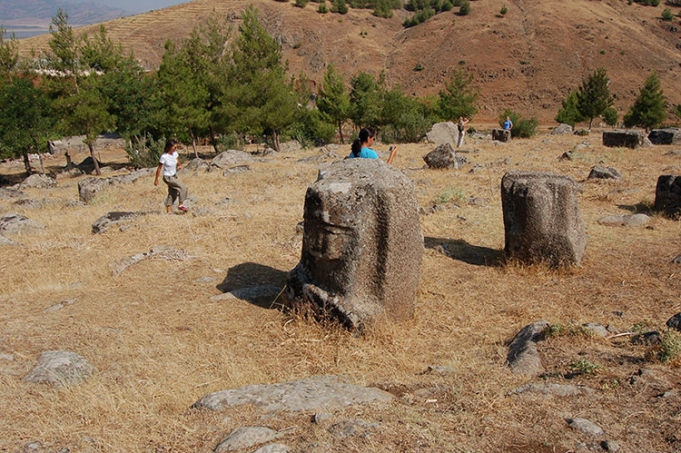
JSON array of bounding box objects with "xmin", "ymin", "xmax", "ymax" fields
[
  {"xmin": 154, "ymin": 139, "xmax": 189, "ymax": 214},
  {"xmin": 348, "ymin": 127, "xmax": 397, "ymax": 164},
  {"xmin": 503, "ymin": 116, "xmax": 513, "ymax": 131},
  {"xmin": 456, "ymin": 117, "xmax": 469, "ymax": 148}
]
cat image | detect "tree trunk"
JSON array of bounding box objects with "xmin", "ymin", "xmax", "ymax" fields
[
  {"xmin": 338, "ymin": 120, "xmax": 344, "ymax": 144},
  {"xmin": 65, "ymin": 151, "xmax": 73, "ymax": 170},
  {"xmin": 188, "ymin": 127, "xmax": 199, "ymax": 159},
  {"xmin": 22, "ymin": 151, "xmax": 32, "ymax": 175},
  {"xmin": 209, "ymin": 126, "xmax": 219, "ymax": 155},
  {"xmin": 588, "ymin": 117, "xmax": 594, "ymax": 131},
  {"xmin": 89, "ymin": 143, "xmax": 101, "ymax": 176},
  {"xmin": 33, "ymin": 139, "xmax": 45, "ymax": 174},
  {"xmin": 272, "ymin": 131, "xmax": 281, "ymax": 152}
]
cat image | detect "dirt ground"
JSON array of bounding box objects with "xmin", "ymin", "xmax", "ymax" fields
[{"xmin": 1, "ymin": 130, "xmax": 680, "ymax": 453}]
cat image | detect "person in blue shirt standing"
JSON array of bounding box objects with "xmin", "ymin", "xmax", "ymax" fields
[
  {"xmin": 348, "ymin": 127, "xmax": 397, "ymax": 164},
  {"xmin": 503, "ymin": 116, "xmax": 513, "ymax": 131}
]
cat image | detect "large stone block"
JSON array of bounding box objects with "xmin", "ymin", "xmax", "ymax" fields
[
  {"xmin": 501, "ymin": 170, "xmax": 586, "ymax": 267},
  {"xmin": 648, "ymin": 128, "xmax": 681, "ymax": 145},
  {"xmin": 602, "ymin": 130, "xmax": 646, "ymax": 148},
  {"xmin": 655, "ymin": 175, "xmax": 681, "ymax": 218},
  {"xmin": 423, "ymin": 143, "xmax": 467, "ymax": 169},
  {"xmin": 492, "ymin": 129, "xmax": 511, "ymax": 142},
  {"xmin": 286, "ymin": 159, "xmax": 423, "ymax": 330},
  {"xmin": 425, "ymin": 121, "xmax": 460, "ymax": 146},
  {"xmin": 78, "ymin": 177, "xmax": 111, "ymax": 203}
]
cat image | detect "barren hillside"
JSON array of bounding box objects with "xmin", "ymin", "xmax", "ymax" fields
[{"xmin": 15, "ymin": 0, "xmax": 681, "ymax": 122}]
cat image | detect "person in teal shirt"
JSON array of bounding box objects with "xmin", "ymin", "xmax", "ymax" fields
[{"xmin": 348, "ymin": 127, "xmax": 397, "ymax": 164}]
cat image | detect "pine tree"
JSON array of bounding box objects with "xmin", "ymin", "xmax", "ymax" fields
[
  {"xmin": 0, "ymin": 27, "xmax": 18, "ymax": 86},
  {"xmin": 317, "ymin": 64, "xmax": 351, "ymax": 143},
  {"xmin": 436, "ymin": 68, "xmax": 479, "ymax": 121},
  {"xmin": 555, "ymin": 89, "xmax": 585, "ymax": 126},
  {"xmin": 623, "ymin": 72, "xmax": 667, "ymax": 132},
  {"xmin": 576, "ymin": 68, "xmax": 613, "ymax": 130},
  {"xmin": 349, "ymin": 72, "xmax": 382, "ymax": 129}
]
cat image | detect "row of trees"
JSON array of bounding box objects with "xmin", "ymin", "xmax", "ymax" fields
[{"xmin": 556, "ymin": 67, "xmax": 679, "ymax": 132}]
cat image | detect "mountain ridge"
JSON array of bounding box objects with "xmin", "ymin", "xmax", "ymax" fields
[{"xmin": 14, "ymin": 0, "xmax": 681, "ymax": 123}]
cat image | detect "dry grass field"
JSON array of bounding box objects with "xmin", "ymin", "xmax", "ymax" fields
[{"xmin": 1, "ymin": 130, "xmax": 681, "ymax": 452}]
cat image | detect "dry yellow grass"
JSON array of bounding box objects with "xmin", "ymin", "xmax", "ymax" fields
[{"xmin": 1, "ymin": 131, "xmax": 681, "ymax": 452}]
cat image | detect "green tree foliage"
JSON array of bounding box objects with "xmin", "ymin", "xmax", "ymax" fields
[
  {"xmin": 317, "ymin": 64, "xmax": 351, "ymax": 143},
  {"xmin": 230, "ymin": 6, "xmax": 297, "ymax": 151},
  {"xmin": 294, "ymin": 0, "xmax": 309, "ymax": 7},
  {"xmin": 437, "ymin": 68, "xmax": 479, "ymax": 121},
  {"xmin": 662, "ymin": 7, "xmax": 674, "ymax": 20},
  {"xmin": 602, "ymin": 107, "xmax": 618, "ymax": 127},
  {"xmin": 332, "ymin": 0, "xmax": 349, "ymax": 13},
  {"xmin": 373, "ymin": 0, "xmax": 398, "ymax": 17},
  {"xmin": 349, "ymin": 71, "xmax": 382, "ymax": 128},
  {"xmin": 500, "ymin": 5, "xmax": 508, "ymax": 15},
  {"xmin": 0, "ymin": 75, "xmax": 54, "ymax": 174},
  {"xmin": 380, "ymin": 90, "xmax": 435, "ymax": 143},
  {"xmin": 623, "ymin": 72, "xmax": 667, "ymax": 131},
  {"xmin": 674, "ymin": 104, "xmax": 681, "ymax": 122},
  {"xmin": 0, "ymin": 27, "xmax": 18, "ymax": 85},
  {"xmin": 459, "ymin": 0, "xmax": 471, "ymax": 15},
  {"xmin": 555, "ymin": 89, "xmax": 585, "ymax": 126},
  {"xmin": 318, "ymin": 2, "xmax": 329, "ymax": 13},
  {"xmin": 576, "ymin": 68, "xmax": 614, "ymax": 130},
  {"xmin": 498, "ymin": 109, "xmax": 538, "ymax": 138}
]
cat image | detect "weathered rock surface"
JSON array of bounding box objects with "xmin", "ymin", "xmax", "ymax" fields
[
  {"xmin": 0, "ymin": 234, "xmax": 18, "ymax": 246},
  {"xmin": 596, "ymin": 214, "xmax": 650, "ymax": 227},
  {"xmin": 587, "ymin": 166, "xmax": 622, "ymax": 180},
  {"xmin": 192, "ymin": 375, "xmax": 394, "ymax": 413},
  {"xmin": 423, "ymin": 143, "xmax": 467, "ymax": 169},
  {"xmin": 215, "ymin": 427, "xmax": 282, "ymax": 452},
  {"xmin": 492, "ymin": 129, "xmax": 511, "ymax": 142},
  {"xmin": 209, "ymin": 150, "xmax": 254, "ymax": 171},
  {"xmin": 667, "ymin": 312, "xmax": 681, "ymax": 331},
  {"xmin": 508, "ymin": 383, "xmax": 595, "ymax": 396},
  {"xmin": 0, "ymin": 188, "xmax": 25, "ymax": 199},
  {"xmin": 602, "ymin": 130, "xmax": 647, "ymax": 149},
  {"xmin": 507, "ymin": 321, "xmax": 550, "ymax": 376},
  {"xmin": 582, "ymin": 323, "xmax": 609, "ymax": 337},
  {"xmin": 654, "ymin": 175, "xmax": 681, "ymax": 218},
  {"xmin": 425, "ymin": 121, "xmax": 460, "ymax": 146},
  {"xmin": 567, "ymin": 418, "xmax": 604, "ymax": 436},
  {"xmin": 184, "ymin": 157, "xmax": 209, "ymax": 171},
  {"xmin": 250, "ymin": 444, "xmax": 290, "ymax": 453},
  {"xmin": 78, "ymin": 177, "xmax": 111, "ymax": 203},
  {"xmin": 501, "ymin": 170, "xmax": 586, "ymax": 267},
  {"xmin": 552, "ymin": 124, "xmax": 574, "ymax": 135},
  {"xmin": 648, "ymin": 128, "xmax": 681, "ymax": 145},
  {"xmin": 111, "ymin": 246, "xmax": 190, "ymax": 275},
  {"xmin": 286, "ymin": 159, "xmax": 423, "ymax": 330},
  {"xmin": 18, "ymin": 174, "xmax": 57, "ymax": 190},
  {"xmin": 0, "ymin": 213, "xmax": 45, "ymax": 235},
  {"xmin": 24, "ymin": 351, "xmax": 94, "ymax": 386},
  {"xmin": 223, "ymin": 165, "xmax": 251, "ymax": 176},
  {"xmin": 92, "ymin": 211, "xmax": 151, "ymax": 234}
]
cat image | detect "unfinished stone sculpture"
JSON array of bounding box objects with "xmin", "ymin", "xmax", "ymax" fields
[
  {"xmin": 501, "ymin": 170, "xmax": 586, "ymax": 267},
  {"xmin": 286, "ymin": 159, "xmax": 423, "ymax": 330}
]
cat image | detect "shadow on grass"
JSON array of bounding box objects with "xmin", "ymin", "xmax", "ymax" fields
[
  {"xmin": 616, "ymin": 202, "xmax": 654, "ymax": 215},
  {"xmin": 424, "ymin": 236, "xmax": 503, "ymax": 267},
  {"xmin": 216, "ymin": 262, "xmax": 288, "ymax": 309}
]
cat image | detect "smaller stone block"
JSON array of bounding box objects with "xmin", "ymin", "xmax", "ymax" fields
[
  {"xmin": 648, "ymin": 128, "xmax": 681, "ymax": 145},
  {"xmin": 602, "ymin": 130, "xmax": 646, "ymax": 149},
  {"xmin": 492, "ymin": 129, "xmax": 512, "ymax": 142},
  {"xmin": 655, "ymin": 175, "xmax": 681, "ymax": 218}
]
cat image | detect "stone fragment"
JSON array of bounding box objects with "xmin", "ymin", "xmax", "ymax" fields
[
  {"xmin": 425, "ymin": 121, "xmax": 460, "ymax": 146},
  {"xmin": 654, "ymin": 175, "xmax": 681, "ymax": 218},
  {"xmin": 492, "ymin": 129, "xmax": 511, "ymax": 142},
  {"xmin": 209, "ymin": 150, "xmax": 254, "ymax": 171},
  {"xmin": 78, "ymin": 177, "xmax": 112, "ymax": 203},
  {"xmin": 0, "ymin": 213, "xmax": 45, "ymax": 235},
  {"xmin": 596, "ymin": 214, "xmax": 649, "ymax": 227},
  {"xmin": 507, "ymin": 320, "xmax": 550, "ymax": 376},
  {"xmin": 24, "ymin": 351, "xmax": 94, "ymax": 386},
  {"xmin": 92, "ymin": 211, "xmax": 148, "ymax": 234},
  {"xmin": 286, "ymin": 159, "xmax": 423, "ymax": 330},
  {"xmin": 582, "ymin": 323, "xmax": 609, "ymax": 337},
  {"xmin": 552, "ymin": 124, "xmax": 573, "ymax": 135},
  {"xmin": 566, "ymin": 418, "xmax": 604, "ymax": 436},
  {"xmin": 19, "ymin": 174, "xmax": 57, "ymax": 190},
  {"xmin": 501, "ymin": 170, "xmax": 585, "ymax": 267},
  {"xmin": 508, "ymin": 383, "xmax": 595, "ymax": 397},
  {"xmin": 648, "ymin": 128, "xmax": 681, "ymax": 145},
  {"xmin": 587, "ymin": 166, "xmax": 621, "ymax": 180},
  {"xmin": 250, "ymin": 444, "xmax": 290, "ymax": 453},
  {"xmin": 423, "ymin": 143, "xmax": 467, "ymax": 169},
  {"xmin": 666, "ymin": 312, "xmax": 681, "ymax": 331},
  {"xmin": 215, "ymin": 427, "xmax": 281, "ymax": 452}
]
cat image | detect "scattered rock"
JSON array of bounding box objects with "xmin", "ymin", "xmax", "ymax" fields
[
  {"xmin": 184, "ymin": 158, "xmax": 209, "ymax": 171},
  {"xmin": 507, "ymin": 320, "xmax": 550, "ymax": 376},
  {"xmin": 328, "ymin": 419, "xmax": 380, "ymax": 439},
  {"xmin": 465, "ymin": 196, "xmax": 488, "ymax": 207},
  {"xmin": 425, "ymin": 121, "xmax": 460, "ymax": 146},
  {"xmin": 587, "ymin": 166, "xmax": 622, "ymax": 180},
  {"xmin": 648, "ymin": 128, "xmax": 681, "ymax": 145},
  {"xmin": 194, "ymin": 276, "xmax": 217, "ymax": 283},
  {"xmin": 603, "ymin": 130, "xmax": 647, "ymax": 149},
  {"xmin": 24, "ymin": 351, "xmax": 94, "ymax": 386},
  {"xmin": 552, "ymin": 124, "xmax": 573, "ymax": 135},
  {"xmin": 78, "ymin": 177, "xmax": 112, "ymax": 203},
  {"xmin": 223, "ymin": 165, "xmax": 251, "ymax": 176},
  {"xmin": 559, "ymin": 151, "xmax": 576, "ymax": 161},
  {"xmin": 279, "ymin": 140, "xmax": 302, "ymax": 152},
  {"xmin": 312, "ymin": 413, "xmax": 333, "ymax": 424},
  {"xmin": 422, "ymin": 365, "xmax": 457, "ymax": 375},
  {"xmin": 423, "ymin": 143, "xmax": 467, "ymax": 169},
  {"xmin": 250, "ymin": 444, "xmax": 290, "ymax": 453},
  {"xmin": 0, "ymin": 353, "xmax": 14, "ymax": 361},
  {"xmin": 0, "ymin": 235, "xmax": 18, "ymax": 246},
  {"xmin": 508, "ymin": 383, "xmax": 595, "ymax": 397},
  {"xmin": 582, "ymin": 323, "xmax": 609, "ymax": 337},
  {"xmin": 215, "ymin": 427, "xmax": 282, "ymax": 452},
  {"xmin": 19, "ymin": 174, "xmax": 57, "ymax": 190},
  {"xmin": 631, "ymin": 331, "xmax": 661, "ymax": 345},
  {"xmin": 0, "ymin": 187, "xmax": 25, "ymax": 199},
  {"xmin": 655, "ymin": 175, "xmax": 681, "ymax": 218},
  {"xmin": 192, "ymin": 375, "xmax": 394, "ymax": 413},
  {"xmin": 566, "ymin": 417, "xmax": 604, "ymax": 436},
  {"xmin": 210, "ymin": 150, "xmax": 254, "ymax": 171},
  {"xmin": 601, "ymin": 440, "xmax": 621, "ymax": 452},
  {"xmin": 667, "ymin": 312, "xmax": 681, "ymax": 331},
  {"xmin": 0, "ymin": 213, "xmax": 46, "ymax": 235},
  {"xmin": 92, "ymin": 211, "xmax": 151, "ymax": 234},
  {"xmin": 596, "ymin": 214, "xmax": 650, "ymax": 227},
  {"xmin": 111, "ymin": 246, "xmax": 191, "ymax": 276},
  {"xmin": 492, "ymin": 129, "xmax": 511, "ymax": 142}
]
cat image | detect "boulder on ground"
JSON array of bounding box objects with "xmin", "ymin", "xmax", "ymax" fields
[
  {"xmin": 667, "ymin": 312, "xmax": 681, "ymax": 331},
  {"xmin": 587, "ymin": 165, "xmax": 622, "ymax": 180},
  {"xmin": 501, "ymin": 170, "xmax": 585, "ymax": 267},
  {"xmin": 507, "ymin": 321, "xmax": 550, "ymax": 376},
  {"xmin": 425, "ymin": 121, "xmax": 460, "ymax": 146},
  {"xmin": 279, "ymin": 140, "xmax": 302, "ymax": 152},
  {"xmin": 492, "ymin": 129, "xmax": 511, "ymax": 142},
  {"xmin": 654, "ymin": 175, "xmax": 681, "ymax": 218},
  {"xmin": 184, "ymin": 158, "xmax": 209, "ymax": 171},
  {"xmin": 0, "ymin": 213, "xmax": 45, "ymax": 235},
  {"xmin": 597, "ymin": 214, "xmax": 649, "ymax": 227},
  {"xmin": 552, "ymin": 124, "xmax": 574, "ymax": 135},
  {"xmin": 648, "ymin": 128, "xmax": 681, "ymax": 145},
  {"xmin": 423, "ymin": 143, "xmax": 467, "ymax": 169},
  {"xmin": 209, "ymin": 150, "xmax": 254, "ymax": 171},
  {"xmin": 78, "ymin": 177, "xmax": 112, "ymax": 203},
  {"xmin": 286, "ymin": 159, "xmax": 423, "ymax": 330},
  {"xmin": 92, "ymin": 211, "xmax": 148, "ymax": 234},
  {"xmin": 24, "ymin": 351, "xmax": 94, "ymax": 386},
  {"xmin": 602, "ymin": 130, "xmax": 647, "ymax": 149},
  {"xmin": 18, "ymin": 174, "xmax": 57, "ymax": 190}
]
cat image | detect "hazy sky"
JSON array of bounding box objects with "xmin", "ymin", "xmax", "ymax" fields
[{"xmin": 67, "ymin": 0, "xmax": 191, "ymax": 14}]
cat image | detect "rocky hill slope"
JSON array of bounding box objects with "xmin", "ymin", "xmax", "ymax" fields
[{"xmin": 15, "ymin": 0, "xmax": 681, "ymax": 122}]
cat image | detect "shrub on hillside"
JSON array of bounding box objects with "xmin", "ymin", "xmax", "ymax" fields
[
  {"xmin": 294, "ymin": 0, "xmax": 309, "ymax": 7},
  {"xmin": 458, "ymin": 0, "xmax": 471, "ymax": 15},
  {"xmin": 661, "ymin": 7, "xmax": 674, "ymax": 19},
  {"xmin": 318, "ymin": 2, "xmax": 329, "ymax": 13},
  {"xmin": 332, "ymin": 0, "xmax": 349, "ymax": 13},
  {"xmin": 125, "ymin": 136, "xmax": 165, "ymax": 169}
]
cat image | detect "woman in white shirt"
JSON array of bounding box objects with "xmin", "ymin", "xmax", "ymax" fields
[{"xmin": 154, "ymin": 139, "xmax": 189, "ymax": 214}]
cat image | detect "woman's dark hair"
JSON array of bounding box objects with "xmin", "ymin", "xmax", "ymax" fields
[
  {"xmin": 351, "ymin": 127, "xmax": 375, "ymax": 157},
  {"xmin": 164, "ymin": 139, "xmax": 178, "ymax": 153}
]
